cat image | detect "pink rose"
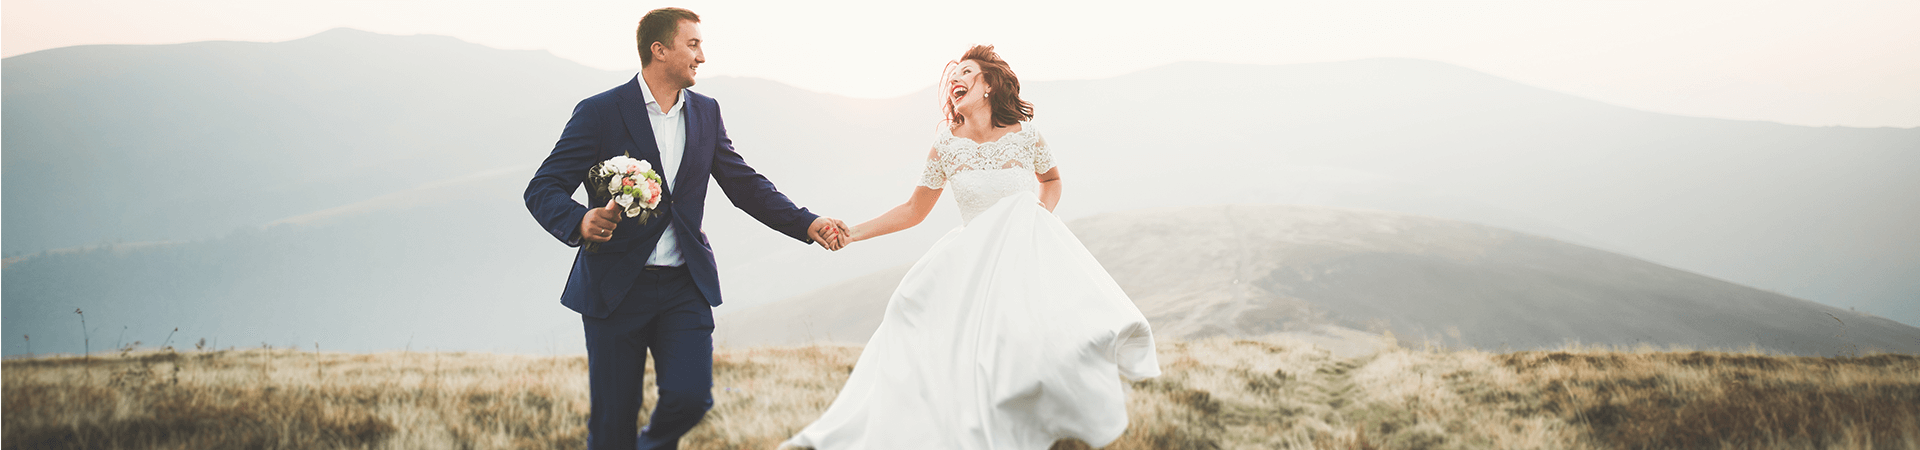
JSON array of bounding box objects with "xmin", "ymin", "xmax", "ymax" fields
[
  {"xmin": 646, "ymin": 181, "xmax": 663, "ymax": 205},
  {"xmin": 627, "ymin": 164, "xmax": 641, "ymax": 174},
  {"xmin": 622, "ymin": 177, "xmax": 636, "ymax": 187}
]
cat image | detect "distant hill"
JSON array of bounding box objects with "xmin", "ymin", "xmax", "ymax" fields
[
  {"xmin": 2, "ymin": 28, "xmax": 616, "ymax": 253},
  {"xmin": 4, "ymin": 29, "xmax": 1915, "ymax": 357},
  {"xmin": 719, "ymin": 205, "xmax": 1920, "ymax": 356},
  {"xmin": 1022, "ymin": 59, "xmax": 1920, "ymax": 327}
]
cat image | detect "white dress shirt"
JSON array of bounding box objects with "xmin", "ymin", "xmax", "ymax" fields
[{"xmin": 636, "ymin": 74, "xmax": 687, "ymax": 267}]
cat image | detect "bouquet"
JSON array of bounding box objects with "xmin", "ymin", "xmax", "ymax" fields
[{"xmin": 584, "ymin": 153, "xmax": 665, "ymax": 252}]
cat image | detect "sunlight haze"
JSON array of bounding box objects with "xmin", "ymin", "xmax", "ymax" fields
[{"xmin": 5, "ymin": 0, "xmax": 1916, "ymax": 128}]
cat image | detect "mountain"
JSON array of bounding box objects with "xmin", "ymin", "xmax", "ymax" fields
[
  {"xmin": 1020, "ymin": 59, "xmax": 1920, "ymax": 326},
  {"xmin": 718, "ymin": 205, "xmax": 1920, "ymax": 356},
  {"xmin": 4, "ymin": 29, "xmax": 1915, "ymax": 357},
  {"xmin": 2, "ymin": 28, "xmax": 614, "ymax": 254}
]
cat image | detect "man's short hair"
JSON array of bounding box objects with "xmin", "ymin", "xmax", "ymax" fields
[{"xmin": 637, "ymin": 8, "xmax": 700, "ymax": 66}]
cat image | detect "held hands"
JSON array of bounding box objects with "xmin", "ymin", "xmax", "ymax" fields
[
  {"xmin": 580, "ymin": 200, "xmax": 622, "ymax": 243},
  {"xmin": 808, "ymin": 217, "xmax": 853, "ymax": 251}
]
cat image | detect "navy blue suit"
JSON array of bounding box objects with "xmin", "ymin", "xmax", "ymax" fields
[{"xmin": 525, "ymin": 75, "xmax": 820, "ymax": 449}]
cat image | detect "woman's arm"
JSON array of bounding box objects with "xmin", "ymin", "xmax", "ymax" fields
[
  {"xmin": 849, "ymin": 186, "xmax": 942, "ymax": 242},
  {"xmin": 1036, "ymin": 167, "xmax": 1061, "ymax": 212}
]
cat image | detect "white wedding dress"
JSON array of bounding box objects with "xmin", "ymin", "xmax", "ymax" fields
[{"xmin": 783, "ymin": 123, "xmax": 1160, "ymax": 449}]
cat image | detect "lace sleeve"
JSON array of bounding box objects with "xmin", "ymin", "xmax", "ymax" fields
[
  {"xmin": 1031, "ymin": 133, "xmax": 1055, "ymax": 174},
  {"xmin": 918, "ymin": 147, "xmax": 947, "ymax": 190}
]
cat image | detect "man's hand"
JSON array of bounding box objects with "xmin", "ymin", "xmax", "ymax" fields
[
  {"xmin": 580, "ymin": 200, "xmax": 622, "ymax": 243},
  {"xmin": 808, "ymin": 216, "xmax": 851, "ymax": 251}
]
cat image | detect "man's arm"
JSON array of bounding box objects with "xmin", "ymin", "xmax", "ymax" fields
[
  {"xmin": 525, "ymin": 99, "xmax": 610, "ymax": 247},
  {"xmin": 705, "ymin": 102, "xmax": 839, "ymax": 246}
]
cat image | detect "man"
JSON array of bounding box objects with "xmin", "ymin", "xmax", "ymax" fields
[{"xmin": 523, "ymin": 7, "xmax": 848, "ymax": 449}]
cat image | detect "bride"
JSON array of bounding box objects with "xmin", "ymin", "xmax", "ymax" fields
[{"xmin": 783, "ymin": 45, "xmax": 1160, "ymax": 449}]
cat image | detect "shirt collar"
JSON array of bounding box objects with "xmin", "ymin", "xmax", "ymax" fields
[{"xmin": 636, "ymin": 72, "xmax": 686, "ymax": 116}]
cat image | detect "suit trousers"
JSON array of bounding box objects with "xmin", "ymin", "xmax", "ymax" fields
[{"xmin": 583, "ymin": 265, "xmax": 714, "ymax": 450}]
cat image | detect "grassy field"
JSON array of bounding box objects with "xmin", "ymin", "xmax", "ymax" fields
[{"xmin": 5, "ymin": 337, "xmax": 1916, "ymax": 450}]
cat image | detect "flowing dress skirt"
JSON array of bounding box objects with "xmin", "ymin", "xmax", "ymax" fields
[{"xmin": 784, "ymin": 192, "xmax": 1160, "ymax": 449}]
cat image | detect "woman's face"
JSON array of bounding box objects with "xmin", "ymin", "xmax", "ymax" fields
[{"xmin": 946, "ymin": 60, "xmax": 988, "ymax": 115}]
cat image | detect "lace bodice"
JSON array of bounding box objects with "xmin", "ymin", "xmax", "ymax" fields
[{"xmin": 919, "ymin": 122, "xmax": 1054, "ymax": 224}]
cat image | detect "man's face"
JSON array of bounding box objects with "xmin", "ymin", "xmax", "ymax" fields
[{"xmin": 653, "ymin": 20, "xmax": 705, "ymax": 89}]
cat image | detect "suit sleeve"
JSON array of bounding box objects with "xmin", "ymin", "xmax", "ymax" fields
[
  {"xmin": 524, "ymin": 98, "xmax": 606, "ymax": 247},
  {"xmin": 707, "ymin": 101, "xmax": 821, "ymax": 243}
]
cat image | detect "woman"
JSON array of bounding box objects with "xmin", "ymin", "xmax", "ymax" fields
[{"xmin": 783, "ymin": 45, "xmax": 1160, "ymax": 449}]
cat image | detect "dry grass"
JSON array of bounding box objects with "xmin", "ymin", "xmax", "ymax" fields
[
  {"xmin": 1498, "ymin": 349, "xmax": 1920, "ymax": 450},
  {"xmin": 5, "ymin": 338, "xmax": 1916, "ymax": 449}
]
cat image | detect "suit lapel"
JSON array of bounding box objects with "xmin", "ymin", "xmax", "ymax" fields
[
  {"xmin": 675, "ymin": 95, "xmax": 705, "ymax": 196},
  {"xmin": 614, "ymin": 76, "xmax": 670, "ymax": 197}
]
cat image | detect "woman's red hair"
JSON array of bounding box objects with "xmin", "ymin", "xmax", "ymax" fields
[{"xmin": 944, "ymin": 45, "xmax": 1034, "ymax": 128}]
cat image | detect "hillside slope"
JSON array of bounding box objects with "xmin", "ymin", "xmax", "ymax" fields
[{"xmin": 720, "ymin": 204, "xmax": 1920, "ymax": 356}]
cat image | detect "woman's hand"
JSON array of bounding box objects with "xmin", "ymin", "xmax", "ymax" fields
[{"xmin": 809, "ymin": 217, "xmax": 851, "ymax": 251}]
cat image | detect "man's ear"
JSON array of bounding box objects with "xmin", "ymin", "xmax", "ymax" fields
[{"xmin": 650, "ymin": 41, "xmax": 668, "ymax": 61}]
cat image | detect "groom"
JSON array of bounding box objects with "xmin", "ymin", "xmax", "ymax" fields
[{"xmin": 524, "ymin": 7, "xmax": 848, "ymax": 449}]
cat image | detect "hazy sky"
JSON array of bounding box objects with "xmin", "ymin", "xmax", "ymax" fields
[{"xmin": 6, "ymin": 0, "xmax": 1917, "ymax": 128}]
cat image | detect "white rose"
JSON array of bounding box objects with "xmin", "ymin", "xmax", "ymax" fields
[
  {"xmin": 607, "ymin": 156, "xmax": 648, "ymax": 175},
  {"xmin": 608, "ymin": 175, "xmax": 626, "ymax": 194},
  {"xmin": 615, "ymin": 194, "xmax": 634, "ymax": 208}
]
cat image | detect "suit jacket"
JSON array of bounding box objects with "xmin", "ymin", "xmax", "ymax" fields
[{"xmin": 525, "ymin": 75, "xmax": 819, "ymax": 318}]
